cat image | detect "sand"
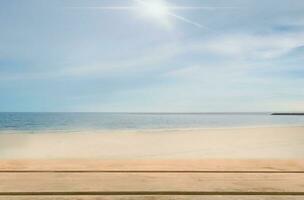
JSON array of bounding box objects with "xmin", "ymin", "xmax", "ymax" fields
[{"xmin": 0, "ymin": 126, "xmax": 303, "ymax": 159}]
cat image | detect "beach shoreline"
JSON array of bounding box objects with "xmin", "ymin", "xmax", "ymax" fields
[{"xmin": 0, "ymin": 126, "xmax": 303, "ymax": 160}]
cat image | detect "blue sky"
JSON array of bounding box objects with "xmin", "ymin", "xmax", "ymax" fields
[{"xmin": 0, "ymin": 0, "xmax": 304, "ymax": 112}]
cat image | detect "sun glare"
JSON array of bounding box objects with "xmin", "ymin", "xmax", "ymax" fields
[
  {"xmin": 73, "ymin": 0, "xmax": 218, "ymax": 29},
  {"xmin": 141, "ymin": 0, "xmax": 169, "ymax": 17},
  {"xmin": 136, "ymin": 0, "xmax": 170, "ymax": 21}
]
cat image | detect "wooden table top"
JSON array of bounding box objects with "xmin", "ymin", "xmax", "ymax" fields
[{"xmin": 0, "ymin": 160, "xmax": 303, "ymax": 199}]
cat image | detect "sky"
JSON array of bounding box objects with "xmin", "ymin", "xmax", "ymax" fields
[{"xmin": 0, "ymin": 0, "xmax": 304, "ymax": 112}]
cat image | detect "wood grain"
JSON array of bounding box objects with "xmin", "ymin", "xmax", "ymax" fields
[
  {"xmin": 0, "ymin": 172, "xmax": 303, "ymax": 194},
  {"xmin": 0, "ymin": 160, "xmax": 303, "ymax": 199},
  {"xmin": 0, "ymin": 195, "xmax": 303, "ymax": 200},
  {"xmin": 0, "ymin": 160, "xmax": 303, "ymax": 172}
]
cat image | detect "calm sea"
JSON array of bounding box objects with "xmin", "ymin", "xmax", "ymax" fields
[{"xmin": 0, "ymin": 112, "xmax": 303, "ymax": 133}]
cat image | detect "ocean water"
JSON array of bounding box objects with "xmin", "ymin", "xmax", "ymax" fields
[{"xmin": 0, "ymin": 112, "xmax": 303, "ymax": 133}]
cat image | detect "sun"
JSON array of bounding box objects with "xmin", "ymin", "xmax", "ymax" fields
[
  {"xmin": 136, "ymin": 0, "xmax": 170, "ymax": 18},
  {"xmin": 135, "ymin": 0, "xmax": 172, "ymax": 26},
  {"xmin": 70, "ymin": 0, "xmax": 235, "ymax": 29}
]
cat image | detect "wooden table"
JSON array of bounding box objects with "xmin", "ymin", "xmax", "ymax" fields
[{"xmin": 0, "ymin": 160, "xmax": 303, "ymax": 199}]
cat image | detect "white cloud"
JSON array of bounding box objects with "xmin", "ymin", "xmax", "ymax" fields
[
  {"xmin": 42, "ymin": 32, "xmax": 304, "ymax": 78},
  {"xmin": 101, "ymin": 31, "xmax": 304, "ymax": 75},
  {"xmin": 199, "ymin": 33, "xmax": 304, "ymax": 59},
  {"xmin": 0, "ymin": 42, "xmax": 184, "ymax": 80},
  {"xmin": 57, "ymin": 42, "xmax": 184, "ymax": 76},
  {"xmin": 2, "ymin": 31, "xmax": 303, "ymax": 81}
]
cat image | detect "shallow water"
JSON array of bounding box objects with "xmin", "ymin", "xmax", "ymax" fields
[{"xmin": 0, "ymin": 112, "xmax": 304, "ymax": 133}]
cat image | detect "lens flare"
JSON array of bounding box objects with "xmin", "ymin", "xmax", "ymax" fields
[{"xmin": 68, "ymin": 0, "xmax": 237, "ymax": 29}]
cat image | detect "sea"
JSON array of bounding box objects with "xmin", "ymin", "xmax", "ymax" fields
[{"xmin": 0, "ymin": 112, "xmax": 303, "ymax": 133}]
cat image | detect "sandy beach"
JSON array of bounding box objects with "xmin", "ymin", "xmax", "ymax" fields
[{"xmin": 0, "ymin": 126, "xmax": 303, "ymax": 159}]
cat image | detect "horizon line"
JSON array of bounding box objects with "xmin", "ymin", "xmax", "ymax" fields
[{"xmin": 0, "ymin": 111, "xmax": 276, "ymax": 114}]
